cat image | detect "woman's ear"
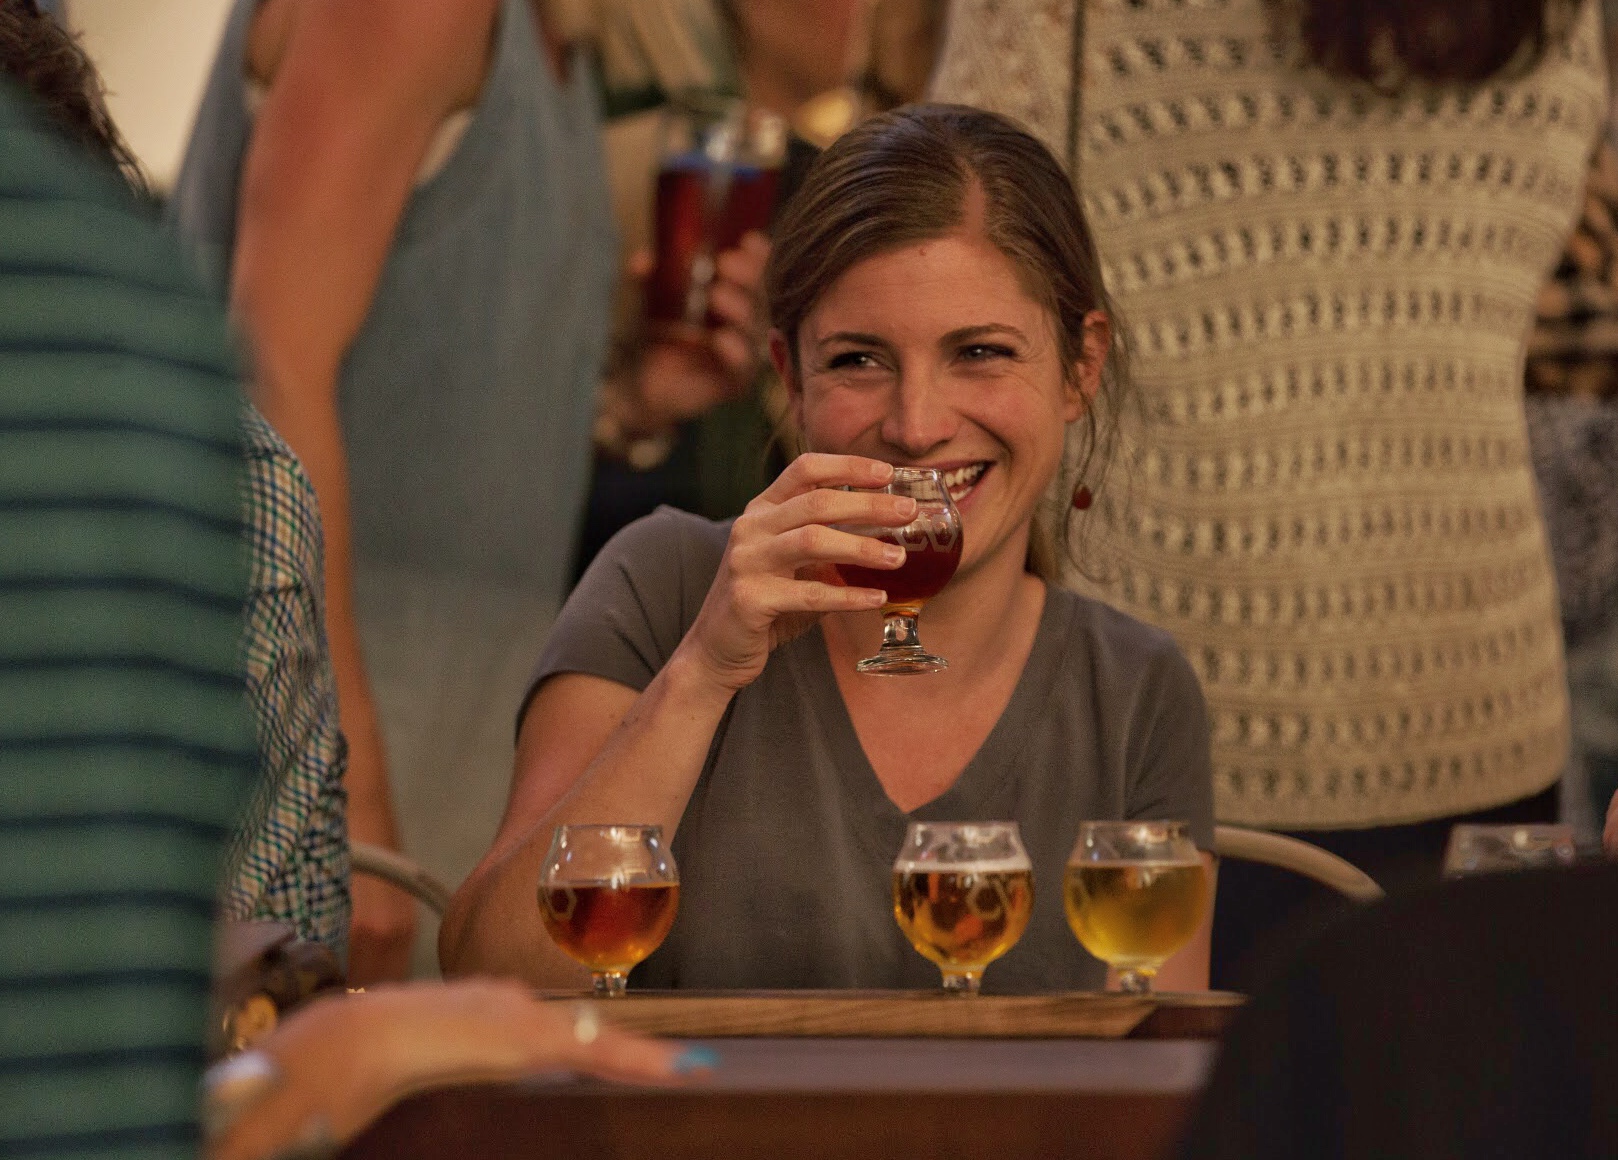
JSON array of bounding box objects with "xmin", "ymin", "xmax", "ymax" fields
[
  {"xmin": 1064, "ymin": 310, "xmax": 1112, "ymax": 421},
  {"xmin": 770, "ymin": 328, "xmax": 805, "ymax": 428}
]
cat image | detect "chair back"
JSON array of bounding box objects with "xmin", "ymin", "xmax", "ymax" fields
[{"xmin": 1213, "ymin": 825, "xmax": 1385, "ymax": 903}]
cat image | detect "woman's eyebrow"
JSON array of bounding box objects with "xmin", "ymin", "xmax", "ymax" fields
[
  {"xmin": 816, "ymin": 331, "xmax": 892, "ymax": 350},
  {"xmin": 941, "ymin": 324, "xmax": 1029, "ymax": 344}
]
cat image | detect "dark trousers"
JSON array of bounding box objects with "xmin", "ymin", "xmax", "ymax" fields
[{"xmin": 1210, "ymin": 785, "xmax": 1560, "ymax": 992}]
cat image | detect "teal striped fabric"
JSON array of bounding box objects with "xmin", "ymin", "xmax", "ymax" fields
[{"xmin": 0, "ymin": 88, "xmax": 255, "ymax": 1159}]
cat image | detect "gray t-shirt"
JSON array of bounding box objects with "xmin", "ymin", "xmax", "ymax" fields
[{"xmin": 529, "ymin": 507, "xmax": 1214, "ymax": 992}]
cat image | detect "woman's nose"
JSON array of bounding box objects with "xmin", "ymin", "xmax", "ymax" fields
[{"xmin": 880, "ymin": 367, "xmax": 957, "ymax": 457}]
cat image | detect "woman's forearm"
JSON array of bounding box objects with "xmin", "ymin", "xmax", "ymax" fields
[{"xmin": 440, "ymin": 650, "xmax": 735, "ymax": 983}]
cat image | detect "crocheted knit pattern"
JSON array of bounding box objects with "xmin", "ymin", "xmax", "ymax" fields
[{"xmin": 935, "ymin": 0, "xmax": 1606, "ymax": 827}]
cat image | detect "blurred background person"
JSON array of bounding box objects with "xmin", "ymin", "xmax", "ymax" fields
[
  {"xmin": 1525, "ymin": 1, "xmax": 1618, "ymax": 849},
  {"xmin": 933, "ymin": 0, "xmax": 1607, "ymax": 985},
  {"xmin": 0, "ymin": 29, "xmax": 692, "ymax": 1156},
  {"xmin": 169, "ymin": 0, "xmax": 764, "ymax": 980},
  {"xmin": 3, "ymin": 0, "xmax": 349, "ymax": 965},
  {"xmin": 1177, "ymin": 862, "xmax": 1618, "ymax": 1160}
]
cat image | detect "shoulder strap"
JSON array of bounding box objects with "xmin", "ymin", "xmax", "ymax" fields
[{"xmin": 1066, "ymin": 0, "xmax": 1085, "ymax": 178}]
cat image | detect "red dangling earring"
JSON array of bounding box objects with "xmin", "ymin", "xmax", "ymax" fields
[{"xmin": 1071, "ymin": 484, "xmax": 1093, "ymax": 511}]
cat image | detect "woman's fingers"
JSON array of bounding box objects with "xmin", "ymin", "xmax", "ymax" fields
[
  {"xmin": 731, "ymin": 572, "xmax": 888, "ymax": 618},
  {"xmin": 560, "ymin": 1024, "xmax": 693, "ymax": 1085},
  {"xmin": 756, "ymin": 451, "xmax": 893, "ymax": 504},
  {"xmin": 758, "ymin": 485, "xmax": 917, "ymax": 536}
]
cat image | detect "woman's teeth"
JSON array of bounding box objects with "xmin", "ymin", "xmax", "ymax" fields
[{"xmin": 942, "ymin": 463, "xmax": 987, "ymax": 502}]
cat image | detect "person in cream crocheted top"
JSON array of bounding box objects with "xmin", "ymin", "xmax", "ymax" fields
[{"xmin": 933, "ymin": 0, "xmax": 1607, "ymax": 835}]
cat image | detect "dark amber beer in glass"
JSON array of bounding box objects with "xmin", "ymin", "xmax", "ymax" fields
[
  {"xmin": 837, "ymin": 528, "xmax": 962, "ymax": 614},
  {"xmin": 538, "ymin": 824, "xmax": 679, "ymax": 995},
  {"xmin": 540, "ymin": 881, "xmax": 680, "ymax": 974}
]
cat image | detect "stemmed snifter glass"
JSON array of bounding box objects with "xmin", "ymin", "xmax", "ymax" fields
[
  {"xmin": 537, "ymin": 824, "xmax": 680, "ymax": 997},
  {"xmin": 835, "ymin": 466, "xmax": 963, "ymax": 675}
]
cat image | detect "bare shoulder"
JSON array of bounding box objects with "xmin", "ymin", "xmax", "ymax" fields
[{"xmin": 247, "ymin": 0, "xmax": 502, "ymax": 105}]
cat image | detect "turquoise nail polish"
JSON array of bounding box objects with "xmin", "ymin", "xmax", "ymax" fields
[{"xmin": 673, "ymin": 1046, "xmax": 720, "ymax": 1074}]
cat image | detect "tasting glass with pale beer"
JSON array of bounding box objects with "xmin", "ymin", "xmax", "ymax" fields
[
  {"xmin": 836, "ymin": 466, "xmax": 963, "ymax": 674},
  {"xmin": 1064, "ymin": 820, "xmax": 1209, "ymax": 995},
  {"xmin": 538, "ymin": 824, "xmax": 679, "ymax": 997},
  {"xmin": 892, "ymin": 821, "xmax": 1034, "ymax": 994}
]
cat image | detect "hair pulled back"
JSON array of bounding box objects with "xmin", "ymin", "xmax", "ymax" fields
[{"xmin": 765, "ymin": 103, "xmax": 1127, "ymax": 582}]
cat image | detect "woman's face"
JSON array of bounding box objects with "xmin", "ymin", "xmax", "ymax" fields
[{"xmin": 777, "ymin": 226, "xmax": 1105, "ymax": 583}]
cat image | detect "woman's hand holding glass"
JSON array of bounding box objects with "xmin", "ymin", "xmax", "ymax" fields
[{"xmin": 678, "ymin": 453, "xmax": 919, "ymax": 693}]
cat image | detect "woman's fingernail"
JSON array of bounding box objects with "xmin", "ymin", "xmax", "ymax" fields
[
  {"xmin": 871, "ymin": 460, "xmax": 894, "ymax": 479},
  {"xmin": 884, "ymin": 544, "xmax": 906, "ymax": 565},
  {"xmin": 673, "ymin": 1047, "xmax": 720, "ymax": 1074},
  {"xmin": 896, "ymin": 497, "xmax": 918, "ymax": 517}
]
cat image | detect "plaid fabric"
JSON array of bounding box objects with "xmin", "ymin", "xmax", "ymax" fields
[
  {"xmin": 227, "ymin": 405, "xmax": 350, "ymax": 952},
  {"xmin": 1527, "ymin": 139, "xmax": 1618, "ymax": 399}
]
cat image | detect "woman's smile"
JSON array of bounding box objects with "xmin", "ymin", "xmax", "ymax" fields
[{"xmin": 786, "ymin": 229, "xmax": 1085, "ymax": 582}]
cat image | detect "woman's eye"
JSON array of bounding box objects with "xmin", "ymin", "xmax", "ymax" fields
[
  {"xmin": 826, "ymin": 351, "xmax": 881, "ymax": 371},
  {"xmin": 959, "ymin": 343, "xmax": 1016, "ymax": 363}
]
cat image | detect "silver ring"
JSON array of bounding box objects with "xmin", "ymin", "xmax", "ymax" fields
[{"xmin": 572, "ymin": 1002, "xmax": 600, "ymax": 1046}]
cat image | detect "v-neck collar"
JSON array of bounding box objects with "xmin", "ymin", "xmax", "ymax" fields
[{"xmin": 803, "ymin": 587, "xmax": 1075, "ymax": 844}]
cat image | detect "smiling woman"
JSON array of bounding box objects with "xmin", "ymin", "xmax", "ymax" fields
[{"xmin": 439, "ymin": 105, "xmax": 1216, "ymax": 995}]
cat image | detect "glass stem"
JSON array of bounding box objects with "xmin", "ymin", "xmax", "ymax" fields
[
  {"xmin": 881, "ymin": 611, "xmax": 923, "ymax": 651},
  {"xmin": 941, "ymin": 970, "xmax": 982, "ymax": 995},
  {"xmin": 593, "ymin": 971, "xmax": 629, "ymax": 998},
  {"xmin": 1117, "ymin": 970, "xmax": 1153, "ymax": 995}
]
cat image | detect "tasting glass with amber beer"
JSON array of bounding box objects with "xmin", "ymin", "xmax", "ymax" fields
[
  {"xmin": 644, "ymin": 94, "xmax": 787, "ymax": 343},
  {"xmin": 836, "ymin": 466, "xmax": 963, "ymax": 675},
  {"xmin": 892, "ymin": 821, "xmax": 1034, "ymax": 994},
  {"xmin": 538, "ymin": 824, "xmax": 679, "ymax": 997},
  {"xmin": 1064, "ymin": 820, "xmax": 1208, "ymax": 994}
]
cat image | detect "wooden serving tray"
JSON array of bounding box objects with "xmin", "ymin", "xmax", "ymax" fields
[{"xmin": 537, "ymin": 990, "xmax": 1244, "ymax": 1040}]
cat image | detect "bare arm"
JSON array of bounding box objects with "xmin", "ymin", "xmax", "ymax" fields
[
  {"xmin": 439, "ymin": 454, "xmax": 916, "ymax": 981},
  {"xmin": 208, "ymin": 980, "xmax": 687, "ymax": 1160},
  {"xmin": 232, "ymin": 0, "xmax": 499, "ymax": 980}
]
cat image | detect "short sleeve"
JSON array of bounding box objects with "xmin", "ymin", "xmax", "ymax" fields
[
  {"xmin": 1123, "ymin": 636, "xmax": 1216, "ymax": 850},
  {"xmin": 517, "ymin": 507, "xmax": 728, "ymax": 730}
]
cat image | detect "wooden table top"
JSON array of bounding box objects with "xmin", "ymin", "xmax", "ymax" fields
[{"xmin": 537, "ymin": 989, "xmax": 1245, "ymax": 1040}]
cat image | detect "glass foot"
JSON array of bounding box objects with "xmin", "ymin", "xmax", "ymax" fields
[
  {"xmin": 940, "ymin": 970, "xmax": 983, "ymax": 995},
  {"xmin": 856, "ymin": 645, "xmax": 948, "ymax": 675}
]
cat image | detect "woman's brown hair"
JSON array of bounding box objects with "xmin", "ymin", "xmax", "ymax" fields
[
  {"xmin": 765, "ymin": 103, "xmax": 1128, "ymax": 583},
  {"xmin": 1269, "ymin": 0, "xmax": 1579, "ymax": 89},
  {"xmin": 0, "ymin": 0, "xmax": 148, "ymax": 195}
]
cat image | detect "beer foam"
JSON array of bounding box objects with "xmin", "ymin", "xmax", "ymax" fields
[{"xmin": 893, "ymin": 857, "xmax": 1032, "ymax": 873}]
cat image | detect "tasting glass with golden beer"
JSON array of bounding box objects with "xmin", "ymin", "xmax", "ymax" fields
[
  {"xmin": 538, "ymin": 824, "xmax": 679, "ymax": 997},
  {"xmin": 1442, "ymin": 823, "xmax": 1578, "ymax": 878},
  {"xmin": 1064, "ymin": 820, "xmax": 1208, "ymax": 995},
  {"xmin": 892, "ymin": 821, "xmax": 1034, "ymax": 994},
  {"xmin": 835, "ymin": 467, "xmax": 963, "ymax": 675}
]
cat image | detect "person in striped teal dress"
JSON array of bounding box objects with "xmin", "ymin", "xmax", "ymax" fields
[{"xmin": 0, "ymin": 81, "xmax": 258, "ymax": 1159}]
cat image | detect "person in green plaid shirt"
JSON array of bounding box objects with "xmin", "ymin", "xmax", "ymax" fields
[{"xmin": 229, "ymin": 405, "xmax": 351, "ymax": 954}]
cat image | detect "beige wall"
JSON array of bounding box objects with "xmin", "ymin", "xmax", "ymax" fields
[{"xmin": 68, "ymin": 0, "xmax": 234, "ymax": 190}]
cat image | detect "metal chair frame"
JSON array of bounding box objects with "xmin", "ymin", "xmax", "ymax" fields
[
  {"xmin": 349, "ymin": 841, "xmax": 453, "ymax": 917},
  {"xmin": 1212, "ymin": 825, "xmax": 1385, "ymax": 902}
]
